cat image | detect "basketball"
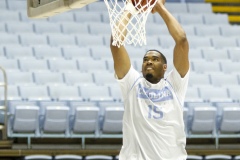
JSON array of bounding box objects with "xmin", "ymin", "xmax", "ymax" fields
[{"xmin": 131, "ymin": 0, "xmax": 156, "ymax": 12}]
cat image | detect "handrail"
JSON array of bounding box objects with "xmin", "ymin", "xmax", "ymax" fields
[{"xmin": 0, "ymin": 66, "xmax": 8, "ymax": 140}]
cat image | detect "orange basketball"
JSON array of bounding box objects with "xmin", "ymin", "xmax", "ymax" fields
[{"xmin": 131, "ymin": 0, "xmax": 156, "ymax": 12}]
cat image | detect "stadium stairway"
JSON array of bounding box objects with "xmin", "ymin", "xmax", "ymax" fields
[{"xmin": 205, "ymin": 0, "xmax": 240, "ymax": 24}]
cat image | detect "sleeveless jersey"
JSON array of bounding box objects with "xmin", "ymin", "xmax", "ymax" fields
[{"xmin": 116, "ymin": 66, "xmax": 189, "ymax": 160}]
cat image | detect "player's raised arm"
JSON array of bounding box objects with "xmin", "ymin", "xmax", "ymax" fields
[
  {"xmin": 152, "ymin": 0, "xmax": 189, "ymax": 77},
  {"xmin": 110, "ymin": 5, "xmax": 133, "ymax": 79}
]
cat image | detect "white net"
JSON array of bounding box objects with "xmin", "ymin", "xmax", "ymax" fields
[{"xmin": 104, "ymin": 0, "xmax": 157, "ymax": 47}]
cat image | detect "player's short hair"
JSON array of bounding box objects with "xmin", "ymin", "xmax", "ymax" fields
[{"xmin": 145, "ymin": 49, "xmax": 167, "ymax": 64}]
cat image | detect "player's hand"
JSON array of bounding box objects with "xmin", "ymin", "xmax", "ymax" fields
[{"xmin": 151, "ymin": 0, "xmax": 165, "ymax": 14}]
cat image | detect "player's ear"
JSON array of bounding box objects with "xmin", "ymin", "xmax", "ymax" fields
[{"xmin": 163, "ymin": 64, "xmax": 167, "ymax": 71}]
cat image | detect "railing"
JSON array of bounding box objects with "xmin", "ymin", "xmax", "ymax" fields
[{"xmin": 0, "ymin": 66, "xmax": 8, "ymax": 140}]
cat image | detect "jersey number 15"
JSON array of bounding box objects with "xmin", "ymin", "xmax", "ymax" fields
[{"xmin": 148, "ymin": 105, "xmax": 163, "ymax": 120}]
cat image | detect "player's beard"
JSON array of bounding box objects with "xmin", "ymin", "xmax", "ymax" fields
[{"xmin": 146, "ymin": 73, "xmax": 153, "ymax": 81}]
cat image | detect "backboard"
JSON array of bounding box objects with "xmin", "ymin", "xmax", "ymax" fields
[{"xmin": 27, "ymin": 0, "xmax": 97, "ymax": 18}]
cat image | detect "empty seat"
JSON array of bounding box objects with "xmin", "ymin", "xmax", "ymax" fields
[
  {"xmin": 182, "ymin": 25, "xmax": 196, "ymax": 36},
  {"xmin": 19, "ymin": 85, "xmax": 51, "ymax": 101},
  {"xmin": 211, "ymin": 36, "xmax": 238, "ymax": 48},
  {"xmin": 228, "ymin": 48, "xmax": 240, "ymax": 62},
  {"xmin": 76, "ymin": 34, "xmax": 104, "ymax": 46},
  {"xmin": 145, "ymin": 24, "xmax": 168, "ymax": 36},
  {"xmin": 8, "ymin": 0, "xmax": 26, "ymax": 11},
  {"xmin": 187, "ymin": 3, "xmax": 212, "ymax": 13},
  {"xmin": 79, "ymin": 84, "xmax": 113, "ymax": 102},
  {"xmin": 91, "ymin": 45, "xmax": 112, "ymax": 59},
  {"xmin": 75, "ymin": 12, "xmax": 102, "ymax": 23},
  {"xmin": 85, "ymin": 155, "xmax": 113, "ymax": 160},
  {"xmin": 8, "ymin": 105, "xmax": 40, "ymax": 141},
  {"xmin": 187, "ymin": 36, "xmax": 212, "ymax": 48},
  {"xmin": 201, "ymin": 48, "xmax": 229, "ymax": 61},
  {"xmin": 188, "ymin": 48, "xmax": 203, "ymax": 60},
  {"xmin": 145, "ymin": 35, "xmax": 160, "ymax": 46},
  {"xmin": 187, "ymin": 155, "xmax": 203, "ymax": 160},
  {"xmin": 165, "ymin": 2, "xmax": 188, "ymax": 13},
  {"xmin": 5, "ymin": 46, "xmax": 34, "ymax": 59},
  {"xmin": 101, "ymin": 107, "xmax": 124, "ymax": 136},
  {"xmin": 179, "ymin": 14, "xmax": 204, "ymax": 25},
  {"xmin": 34, "ymin": 22, "xmax": 61, "ymax": 34},
  {"xmin": 192, "ymin": 60, "xmax": 221, "ymax": 73},
  {"xmin": 63, "ymin": 71, "xmax": 94, "ymax": 85},
  {"xmin": 220, "ymin": 61, "xmax": 240, "ymax": 74},
  {"xmin": 70, "ymin": 106, "xmax": 99, "ymax": 135},
  {"xmin": 227, "ymin": 86, "xmax": 240, "ymax": 102},
  {"xmin": 210, "ymin": 72, "xmax": 239, "ymax": 87},
  {"xmin": 108, "ymin": 84, "xmax": 123, "ymax": 102},
  {"xmin": 61, "ymin": 22, "xmax": 89, "ymax": 34},
  {"xmin": 0, "ymin": 85, "xmax": 21, "ymax": 101},
  {"xmin": 0, "ymin": 1, "xmax": 7, "ymax": 10},
  {"xmin": 48, "ymin": 84, "xmax": 82, "ymax": 101},
  {"xmin": 48, "ymin": 59, "xmax": 78, "ymax": 72},
  {"xmin": 198, "ymin": 85, "xmax": 232, "ymax": 102},
  {"xmin": 87, "ymin": 1, "xmax": 107, "ymax": 11},
  {"xmin": 188, "ymin": 72, "xmax": 211, "ymax": 87},
  {"xmin": 88, "ymin": 22, "xmax": 111, "ymax": 35},
  {"xmin": 217, "ymin": 107, "xmax": 240, "ymax": 135},
  {"xmin": 159, "ymin": 35, "xmax": 175, "ymax": 48},
  {"xmin": 0, "ymin": 58, "xmax": 19, "ymax": 71},
  {"xmin": 195, "ymin": 25, "xmax": 221, "ymax": 37},
  {"xmin": 0, "ymin": 11, "xmax": 20, "ymax": 22},
  {"xmin": 205, "ymin": 154, "xmax": 232, "ymax": 160},
  {"xmin": 33, "ymin": 45, "xmax": 63, "ymax": 59},
  {"xmin": 33, "ymin": 71, "xmax": 64, "ymax": 85},
  {"xmin": 77, "ymin": 59, "xmax": 107, "ymax": 72},
  {"xmin": 24, "ymin": 155, "xmax": 52, "ymax": 160},
  {"xmin": 185, "ymin": 86, "xmax": 203, "ymax": 103},
  {"xmin": 7, "ymin": 71, "xmax": 34, "ymax": 85},
  {"xmin": 0, "ymin": 33, "xmax": 19, "ymax": 45},
  {"xmin": 6, "ymin": 22, "xmax": 34, "ymax": 33},
  {"xmin": 220, "ymin": 25, "xmax": 240, "ymax": 37},
  {"xmin": 48, "ymin": 33, "xmax": 77, "ymax": 46},
  {"xmin": 19, "ymin": 58, "xmax": 49, "ymax": 72},
  {"xmin": 55, "ymin": 154, "xmax": 83, "ymax": 160},
  {"xmin": 188, "ymin": 106, "xmax": 217, "ymax": 137},
  {"xmin": 92, "ymin": 71, "xmax": 115, "ymax": 85},
  {"xmin": 19, "ymin": 33, "xmax": 48, "ymax": 46},
  {"xmin": 62, "ymin": 46, "xmax": 91, "ymax": 60},
  {"xmin": 203, "ymin": 13, "xmax": 229, "ymax": 25},
  {"xmin": 48, "ymin": 12, "xmax": 75, "ymax": 22},
  {"xmin": 41, "ymin": 106, "xmax": 70, "ymax": 136}
]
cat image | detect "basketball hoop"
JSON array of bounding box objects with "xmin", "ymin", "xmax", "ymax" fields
[{"xmin": 104, "ymin": 0, "xmax": 157, "ymax": 47}]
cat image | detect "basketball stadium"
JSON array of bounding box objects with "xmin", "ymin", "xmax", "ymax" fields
[{"xmin": 0, "ymin": 0, "xmax": 240, "ymax": 159}]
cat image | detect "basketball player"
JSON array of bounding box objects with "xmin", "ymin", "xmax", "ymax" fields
[{"xmin": 109, "ymin": 0, "xmax": 189, "ymax": 159}]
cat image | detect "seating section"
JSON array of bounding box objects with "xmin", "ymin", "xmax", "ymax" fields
[{"xmin": 0, "ymin": 0, "xmax": 240, "ymax": 150}]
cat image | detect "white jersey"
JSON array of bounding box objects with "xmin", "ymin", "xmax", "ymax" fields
[{"xmin": 116, "ymin": 66, "xmax": 189, "ymax": 160}]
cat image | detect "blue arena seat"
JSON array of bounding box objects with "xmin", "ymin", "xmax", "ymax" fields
[
  {"xmin": 33, "ymin": 45, "xmax": 63, "ymax": 59},
  {"xmin": 5, "ymin": 45, "xmax": 34, "ymax": 59},
  {"xmin": 19, "ymin": 33, "xmax": 48, "ymax": 46},
  {"xmin": 34, "ymin": 21, "xmax": 61, "ymax": 34},
  {"xmin": 205, "ymin": 154, "xmax": 232, "ymax": 160},
  {"xmin": 61, "ymin": 22, "xmax": 89, "ymax": 34},
  {"xmin": 40, "ymin": 106, "xmax": 70, "ymax": 137},
  {"xmin": 63, "ymin": 71, "xmax": 95, "ymax": 85},
  {"xmin": 6, "ymin": 22, "xmax": 34, "ymax": 33},
  {"xmin": 24, "ymin": 155, "xmax": 52, "ymax": 160},
  {"xmin": 33, "ymin": 71, "xmax": 64, "ymax": 85},
  {"xmin": 55, "ymin": 154, "xmax": 83, "ymax": 160},
  {"xmin": 187, "ymin": 3, "xmax": 212, "ymax": 13}
]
